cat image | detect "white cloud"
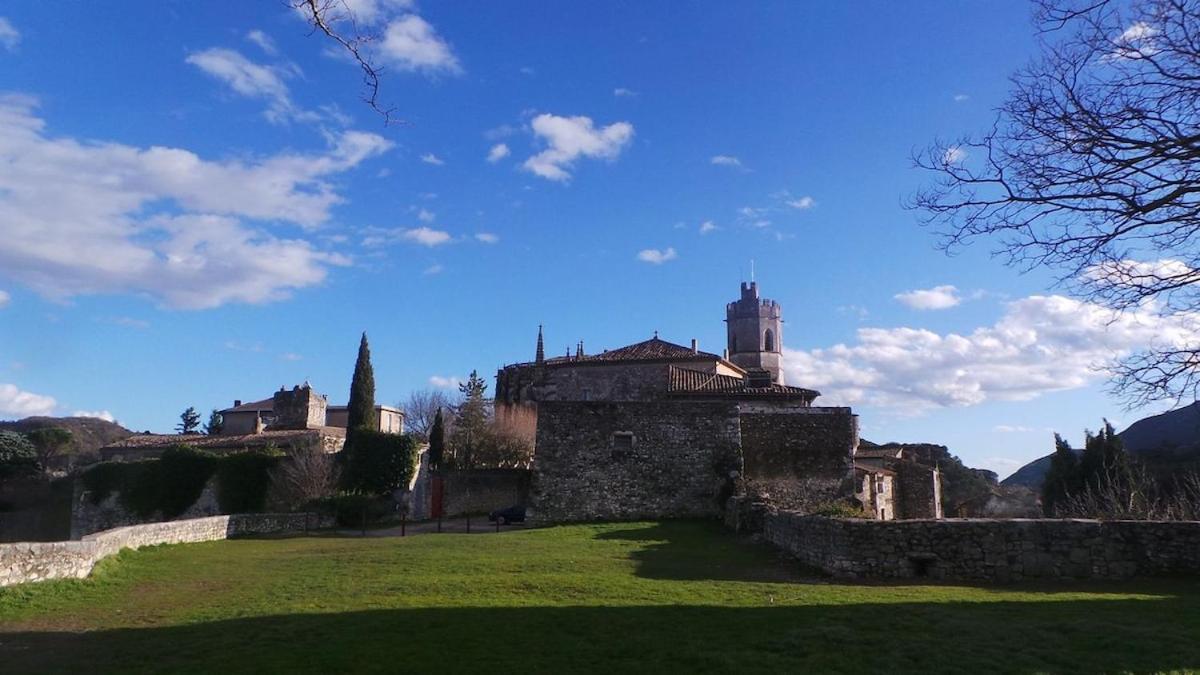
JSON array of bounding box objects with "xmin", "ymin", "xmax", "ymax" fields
[
  {"xmin": 280, "ymin": 352, "xmax": 303, "ymax": 361},
  {"xmin": 953, "ymin": 93, "xmax": 970, "ymax": 102},
  {"xmin": 379, "ymin": 14, "xmax": 462, "ymax": 75},
  {"xmin": 105, "ymin": 316, "xmax": 150, "ymax": 329},
  {"xmin": 421, "ymin": 152, "xmax": 445, "ymax": 166},
  {"xmin": 0, "ymin": 383, "xmax": 56, "ymax": 418},
  {"xmin": 783, "ymin": 294, "xmax": 1200, "ymax": 413},
  {"xmin": 475, "ymin": 232, "xmax": 499, "ymax": 244},
  {"xmin": 416, "ymin": 208, "xmax": 435, "ymax": 223},
  {"xmin": 895, "ymin": 285, "xmax": 961, "ymax": 310},
  {"xmin": 699, "ymin": 221, "xmax": 717, "ymax": 235},
  {"xmin": 710, "ymin": 155, "xmax": 742, "ymax": 168},
  {"xmin": 245, "ymin": 29, "xmax": 278, "ymax": 55},
  {"xmin": 402, "ymin": 227, "xmax": 452, "ymax": 246},
  {"xmin": 72, "ymin": 410, "xmax": 115, "ymax": 423},
  {"xmin": 523, "ymin": 113, "xmax": 634, "ymax": 182},
  {"xmin": 486, "ymin": 143, "xmax": 510, "ymax": 163},
  {"xmin": 786, "ymin": 196, "xmax": 815, "ymax": 210},
  {"xmin": 186, "ymin": 48, "xmax": 314, "ymax": 124},
  {"xmin": 423, "ymin": 264, "xmax": 444, "ymax": 276},
  {"xmin": 0, "ymin": 290, "xmax": 8, "ymax": 308},
  {"xmin": 636, "ymin": 247, "xmax": 677, "ymax": 264},
  {"xmin": 429, "ymin": 374, "xmax": 461, "ymax": 389},
  {"xmin": 0, "ymin": 17, "xmax": 19, "ymax": 52},
  {"xmin": 0, "ymin": 94, "xmax": 388, "ymax": 309},
  {"xmin": 993, "ymin": 425, "xmax": 1040, "ymax": 433},
  {"xmin": 943, "ymin": 145, "xmax": 967, "ymax": 164},
  {"xmin": 613, "ymin": 87, "xmax": 638, "ymax": 97},
  {"xmin": 1112, "ymin": 21, "xmax": 1160, "ymax": 59}
]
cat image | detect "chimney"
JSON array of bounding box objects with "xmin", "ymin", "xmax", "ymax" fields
[
  {"xmin": 746, "ymin": 368, "xmax": 773, "ymax": 388},
  {"xmin": 690, "ymin": 339, "xmax": 698, "ymax": 354},
  {"xmin": 234, "ymin": 399, "xmax": 242, "ymax": 407}
]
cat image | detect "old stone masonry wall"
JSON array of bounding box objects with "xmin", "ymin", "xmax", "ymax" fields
[
  {"xmin": 762, "ymin": 511, "xmax": 1200, "ymax": 582},
  {"xmin": 0, "ymin": 513, "xmax": 330, "ymax": 587},
  {"xmin": 532, "ymin": 401, "xmax": 742, "ymax": 522}
]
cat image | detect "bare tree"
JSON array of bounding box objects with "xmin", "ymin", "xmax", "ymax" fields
[
  {"xmin": 269, "ymin": 446, "xmax": 341, "ymax": 510},
  {"xmin": 403, "ymin": 388, "xmax": 452, "ymax": 441},
  {"xmin": 291, "ymin": 0, "xmax": 400, "ymax": 124},
  {"xmin": 911, "ymin": 0, "xmax": 1200, "ymax": 406}
]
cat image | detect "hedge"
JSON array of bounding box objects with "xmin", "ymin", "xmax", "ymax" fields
[
  {"xmin": 80, "ymin": 446, "xmax": 281, "ymax": 519},
  {"xmin": 341, "ymin": 431, "xmax": 419, "ymax": 495}
]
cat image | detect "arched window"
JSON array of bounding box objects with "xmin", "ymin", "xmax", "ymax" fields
[
  {"xmin": 764, "ymin": 329, "xmax": 775, "ymax": 352},
  {"xmin": 730, "ymin": 334, "xmax": 738, "ymax": 353}
]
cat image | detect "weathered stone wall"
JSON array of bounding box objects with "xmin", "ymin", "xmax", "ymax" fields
[
  {"xmin": 438, "ymin": 469, "xmax": 530, "ymax": 517},
  {"xmin": 70, "ymin": 476, "xmax": 222, "ymax": 539},
  {"xmin": 0, "ymin": 513, "xmax": 332, "ymax": 587},
  {"xmin": 762, "ymin": 512, "xmax": 1200, "ymax": 582},
  {"xmin": 738, "ymin": 406, "xmax": 856, "ymax": 511},
  {"xmin": 894, "ymin": 461, "xmax": 939, "ymax": 520},
  {"xmin": 531, "ymin": 401, "xmax": 742, "ymax": 522}
]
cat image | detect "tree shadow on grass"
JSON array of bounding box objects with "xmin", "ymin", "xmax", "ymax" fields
[
  {"xmin": 594, "ymin": 520, "xmax": 814, "ymax": 583},
  {"xmin": 1, "ymin": 597, "xmax": 1198, "ymax": 674}
]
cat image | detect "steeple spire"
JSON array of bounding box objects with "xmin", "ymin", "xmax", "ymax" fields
[{"xmin": 535, "ymin": 324, "xmax": 545, "ymax": 364}]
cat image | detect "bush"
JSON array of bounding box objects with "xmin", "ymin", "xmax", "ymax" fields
[
  {"xmin": 810, "ymin": 501, "xmax": 871, "ymax": 519},
  {"xmin": 156, "ymin": 446, "xmax": 219, "ymax": 518},
  {"xmin": 217, "ymin": 450, "xmax": 282, "ymax": 513},
  {"xmin": 326, "ymin": 493, "xmax": 394, "ymax": 527},
  {"xmin": 341, "ymin": 431, "xmax": 419, "ymax": 495},
  {"xmin": 0, "ymin": 430, "xmax": 39, "ymax": 478},
  {"xmin": 80, "ymin": 446, "xmax": 218, "ymax": 519}
]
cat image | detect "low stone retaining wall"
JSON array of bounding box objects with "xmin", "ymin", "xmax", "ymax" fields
[
  {"xmin": 763, "ymin": 511, "xmax": 1200, "ymax": 582},
  {"xmin": 0, "ymin": 512, "xmax": 331, "ymax": 588}
]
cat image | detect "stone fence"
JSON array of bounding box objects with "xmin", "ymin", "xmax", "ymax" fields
[
  {"xmin": 762, "ymin": 510, "xmax": 1200, "ymax": 582},
  {"xmin": 0, "ymin": 512, "xmax": 331, "ymax": 588}
]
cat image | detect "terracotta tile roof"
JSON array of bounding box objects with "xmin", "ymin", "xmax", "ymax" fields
[
  {"xmin": 102, "ymin": 427, "xmax": 344, "ymax": 450},
  {"xmin": 666, "ymin": 366, "xmax": 820, "ymax": 402},
  {"xmin": 583, "ymin": 337, "xmax": 723, "ymax": 363},
  {"xmin": 220, "ymin": 397, "xmax": 274, "ymax": 414}
]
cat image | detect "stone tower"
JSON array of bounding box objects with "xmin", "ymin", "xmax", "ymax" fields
[{"xmin": 725, "ymin": 281, "xmax": 784, "ymax": 384}]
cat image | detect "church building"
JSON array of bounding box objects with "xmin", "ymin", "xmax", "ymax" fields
[{"xmin": 496, "ymin": 282, "xmax": 861, "ymax": 523}]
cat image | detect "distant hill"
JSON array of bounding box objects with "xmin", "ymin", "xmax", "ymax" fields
[
  {"xmin": 1001, "ymin": 402, "xmax": 1200, "ymax": 490},
  {"xmin": 0, "ymin": 416, "xmax": 133, "ymax": 467}
]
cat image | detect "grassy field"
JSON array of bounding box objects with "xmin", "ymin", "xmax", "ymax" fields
[{"xmin": 1, "ymin": 521, "xmax": 1199, "ymax": 674}]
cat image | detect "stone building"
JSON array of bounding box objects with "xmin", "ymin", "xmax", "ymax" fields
[
  {"xmin": 496, "ymin": 282, "xmax": 863, "ymax": 523},
  {"xmin": 99, "ymin": 383, "xmax": 402, "ymax": 461},
  {"xmin": 853, "ymin": 446, "xmax": 943, "ymax": 520}
]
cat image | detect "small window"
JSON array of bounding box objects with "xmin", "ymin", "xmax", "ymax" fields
[
  {"xmin": 764, "ymin": 329, "xmax": 775, "ymax": 352},
  {"xmin": 612, "ymin": 432, "xmax": 634, "ymax": 460}
]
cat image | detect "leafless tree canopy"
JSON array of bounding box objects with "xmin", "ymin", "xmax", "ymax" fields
[
  {"xmin": 268, "ymin": 446, "xmax": 341, "ymax": 510},
  {"xmin": 911, "ymin": 0, "xmax": 1200, "ymax": 406},
  {"xmin": 290, "ymin": 0, "xmax": 399, "ymax": 124},
  {"xmin": 402, "ymin": 388, "xmax": 452, "ymax": 441}
]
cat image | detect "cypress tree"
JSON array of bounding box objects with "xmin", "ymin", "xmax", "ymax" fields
[
  {"xmin": 1042, "ymin": 433, "xmax": 1080, "ymax": 515},
  {"xmin": 347, "ymin": 332, "xmax": 377, "ymax": 433},
  {"xmin": 428, "ymin": 407, "xmax": 445, "ymax": 470}
]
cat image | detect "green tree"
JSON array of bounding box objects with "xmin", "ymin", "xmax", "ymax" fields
[
  {"xmin": 204, "ymin": 409, "xmax": 224, "ymax": 436},
  {"xmin": 347, "ymin": 332, "xmax": 377, "ymax": 433},
  {"xmin": 1042, "ymin": 434, "xmax": 1081, "ymax": 515},
  {"xmin": 177, "ymin": 407, "xmax": 201, "ymax": 434},
  {"xmin": 0, "ymin": 430, "xmax": 38, "ymax": 478},
  {"xmin": 428, "ymin": 407, "xmax": 445, "ymax": 470},
  {"xmin": 1080, "ymin": 420, "xmax": 1127, "ymax": 490},
  {"xmin": 451, "ymin": 370, "xmax": 488, "ymax": 469},
  {"xmin": 25, "ymin": 427, "xmax": 72, "ymax": 469},
  {"xmin": 342, "ymin": 431, "xmax": 419, "ymax": 495}
]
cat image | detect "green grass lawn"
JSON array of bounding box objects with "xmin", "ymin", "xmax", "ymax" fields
[{"xmin": 1, "ymin": 521, "xmax": 1199, "ymax": 674}]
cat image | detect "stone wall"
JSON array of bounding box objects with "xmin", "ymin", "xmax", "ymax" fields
[
  {"xmin": 438, "ymin": 469, "xmax": 530, "ymax": 517},
  {"xmin": 531, "ymin": 400, "xmax": 742, "ymax": 522},
  {"xmin": 70, "ymin": 477, "xmax": 222, "ymax": 539},
  {"xmin": 0, "ymin": 512, "xmax": 332, "ymax": 587},
  {"xmin": 894, "ymin": 461, "xmax": 940, "ymax": 519},
  {"xmin": 738, "ymin": 407, "xmax": 856, "ymax": 511},
  {"xmin": 761, "ymin": 511, "xmax": 1200, "ymax": 582}
]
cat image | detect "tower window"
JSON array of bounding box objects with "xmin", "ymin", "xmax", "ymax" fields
[{"xmin": 764, "ymin": 329, "xmax": 775, "ymax": 352}]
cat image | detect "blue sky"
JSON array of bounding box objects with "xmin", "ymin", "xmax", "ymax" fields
[{"xmin": 0, "ymin": 1, "xmax": 1171, "ymax": 478}]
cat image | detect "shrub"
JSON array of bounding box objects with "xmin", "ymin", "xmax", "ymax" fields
[
  {"xmin": 0, "ymin": 430, "xmax": 39, "ymax": 478},
  {"xmin": 268, "ymin": 446, "xmax": 340, "ymax": 511},
  {"xmin": 326, "ymin": 493, "xmax": 393, "ymax": 527},
  {"xmin": 810, "ymin": 501, "xmax": 871, "ymax": 519},
  {"xmin": 79, "ymin": 446, "xmax": 217, "ymax": 518},
  {"xmin": 341, "ymin": 431, "xmax": 418, "ymax": 495},
  {"xmin": 217, "ymin": 449, "xmax": 282, "ymax": 513}
]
